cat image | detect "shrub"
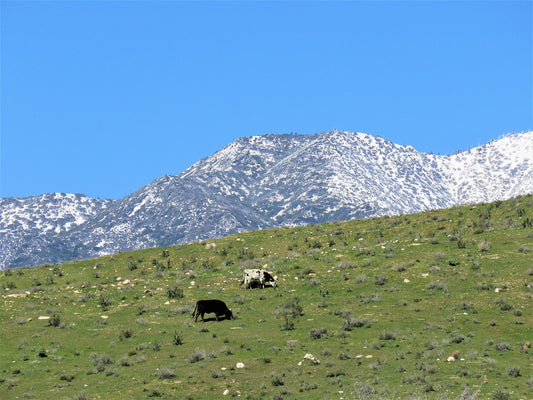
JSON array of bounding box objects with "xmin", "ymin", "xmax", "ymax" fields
[
  {"xmin": 219, "ymin": 346, "xmax": 233, "ymax": 355},
  {"xmin": 311, "ymin": 240, "xmax": 322, "ymax": 249},
  {"xmin": 448, "ymin": 331, "xmax": 468, "ymax": 344},
  {"xmin": 166, "ymin": 286, "xmax": 183, "ymax": 299},
  {"xmin": 494, "ymin": 342, "xmax": 511, "ymax": 351},
  {"xmin": 496, "ymin": 298, "xmax": 513, "ymax": 311},
  {"xmin": 99, "ymin": 296, "xmax": 113, "ymax": 309},
  {"xmin": 448, "ymin": 257, "xmax": 460, "ymax": 266},
  {"xmin": 92, "ymin": 353, "xmax": 114, "ymax": 373},
  {"xmin": 157, "ymin": 367, "xmax": 176, "ymax": 379},
  {"xmin": 118, "ymin": 357, "xmax": 131, "ymax": 367},
  {"xmin": 119, "ymin": 329, "xmax": 134, "ymax": 340},
  {"xmin": 476, "ymin": 282, "xmax": 493, "ymax": 290},
  {"xmin": 379, "ymin": 331, "xmax": 397, "ymax": 340},
  {"xmin": 309, "ymin": 328, "xmax": 328, "ymax": 339},
  {"xmin": 75, "ymin": 391, "xmax": 88, "ymax": 400},
  {"xmin": 276, "ymin": 298, "xmax": 303, "ymax": 318},
  {"xmin": 300, "ymin": 382, "xmax": 318, "ymax": 392},
  {"xmin": 281, "ymin": 317, "xmax": 294, "ymax": 331},
  {"xmin": 188, "ymin": 348, "xmax": 216, "ymax": 363},
  {"xmin": 427, "ymin": 281, "xmax": 447, "ymax": 291},
  {"xmin": 232, "ymin": 295, "xmax": 248, "ymax": 305},
  {"xmin": 271, "ymin": 374, "xmax": 285, "ymax": 386},
  {"xmin": 334, "ymin": 309, "xmax": 352, "ymax": 318},
  {"xmin": 342, "ymin": 317, "xmax": 372, "ymax": 331},
  {"xmin": 360, "ymin": 293, "xmax": 381, "ymax": 304},
  {"xmin": 478, "ymin": 240, "xmax": 491, "ymax": 252},
  {"xmin": 60, "ymin": 374, "xmax": 74, "ymax": 382},
  {"xmin": 48, "ymin": 314, "xmax": 61, "ymax": 327},
  {"xmin": 506, "ymin": 366, "xmax": 520, "ymax": 377},
  {"xmin": 173, "ymin": 332, "xmax": 183, "ymax": 346},
  {"xmin": 492, "ymin": 388, "xmax": 510, "ymax": 400}
]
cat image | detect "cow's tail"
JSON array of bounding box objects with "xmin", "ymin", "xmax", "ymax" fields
[{"xmin": 191, "ymin": 303, "xmax": 197, "ymax": 318}]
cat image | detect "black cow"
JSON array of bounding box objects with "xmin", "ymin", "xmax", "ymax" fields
[{"xmin": 192, "ymin": 299, "xmax": 233, "ymax": 322}]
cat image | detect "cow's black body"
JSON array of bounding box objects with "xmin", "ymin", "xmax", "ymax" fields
[{"xmin": 192, "ymin": 299, "xmax": 233, "ymax": 322}]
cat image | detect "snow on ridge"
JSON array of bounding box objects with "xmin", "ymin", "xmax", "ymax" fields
[
  {"xmin": 446, "ymin": 131, "xmax": 533, "ymax": 204},
  {"xmin": 1, "ymin": 130, "xmax": 532, "ymax": 270}
]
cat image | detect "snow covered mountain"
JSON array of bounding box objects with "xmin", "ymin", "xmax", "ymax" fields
[
  {"xmin": 0, "ymin": 193, "xmax": 112, "ymax": 269},
  {"xmin": 1, "ymin": 130, "xmax": 532, "ymax": 269}
]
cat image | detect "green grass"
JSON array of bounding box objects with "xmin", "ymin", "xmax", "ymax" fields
[{"xmin": 1, "ymin": 195, "xmax": 532, "ymax": 399}]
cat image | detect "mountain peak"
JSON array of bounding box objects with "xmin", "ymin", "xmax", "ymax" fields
[{"xmin": 1, "ymin": 131, "xmax": 532, "ymax": 269}]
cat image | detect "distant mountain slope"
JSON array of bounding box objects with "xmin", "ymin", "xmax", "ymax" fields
[
  {"xmin": 0, "ymin": 193, "xmax": 112, "ymax": 269},
  {"xmin": 1, "ymin": 130, "xmax": 532, "ymax": 269}
]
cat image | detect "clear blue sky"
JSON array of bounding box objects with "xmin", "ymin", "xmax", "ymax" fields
[{"xmin": 1, "ymin": 1, "xmax": 531, "ymax": 200}]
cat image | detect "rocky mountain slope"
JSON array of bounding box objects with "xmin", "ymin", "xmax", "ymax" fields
[
  {"xmin": 0, "ymin": 194, "xmax": 112, "ymax": 269},
  {"xmin": 1, "ymin": 130, "xmax": 532, "ymax": 269}
]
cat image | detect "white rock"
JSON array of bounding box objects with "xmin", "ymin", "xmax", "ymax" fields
[
  {"xmin": 303, "ymin": 353, "xmax": 320, "ymax": 364},
  {"xmin": 236, "ymin": 362, "xmax": 245, "ymax": 368}
]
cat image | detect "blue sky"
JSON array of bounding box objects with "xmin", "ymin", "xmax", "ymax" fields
[{"xmin": 1, "ymin": 1, "xmax": 531, "ymax": 200}]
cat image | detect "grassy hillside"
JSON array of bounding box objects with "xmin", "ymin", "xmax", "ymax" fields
[{"xmin": 1, "ymin": 195, "xmax": 532, "ymax": 400}]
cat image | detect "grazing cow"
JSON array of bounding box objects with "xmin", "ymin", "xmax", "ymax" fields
[
  {"xmin": 241, "ymin": 269, "xmax": 277, "ymax": 289},
  {"xmin": 192, "ymin": 299, "xmax": 233, "ymax": 322}
]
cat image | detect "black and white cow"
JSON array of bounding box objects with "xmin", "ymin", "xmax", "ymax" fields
[
  {"xmin": 192, "ymin": 299, "xmax": 233, "ymax": 322},
  {"xmin": 240, "ymin": 269, "xmax": 277, "ymax": 289}
]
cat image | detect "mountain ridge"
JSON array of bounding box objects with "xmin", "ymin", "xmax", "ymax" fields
[{"xmin": 1, "ymin": 130, "xmax": 532, "ymax": 269}]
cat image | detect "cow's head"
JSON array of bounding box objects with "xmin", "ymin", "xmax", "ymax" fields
[{"xmin": 263, "ymin": 271, "xmax": 277, "ymax": 287}]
